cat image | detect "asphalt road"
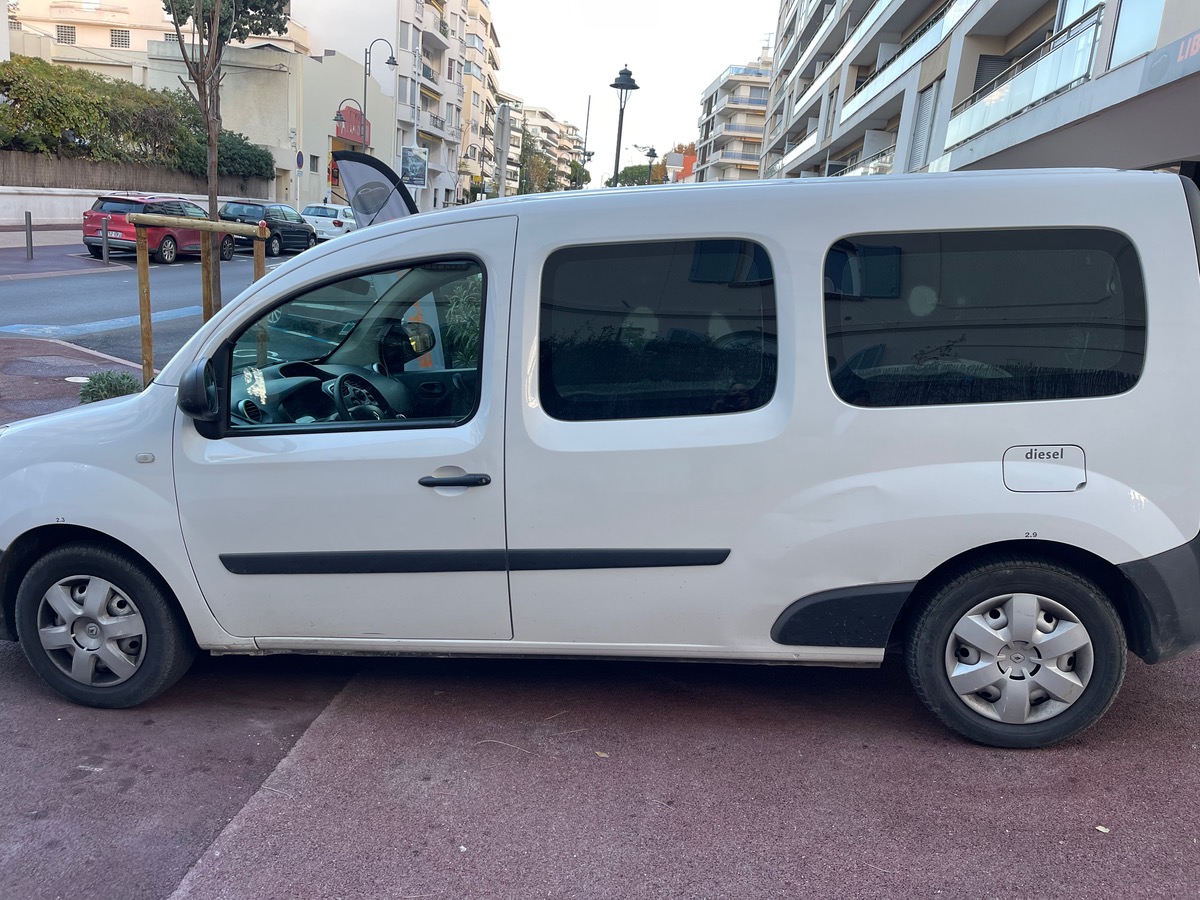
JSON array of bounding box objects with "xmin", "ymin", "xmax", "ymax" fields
[
  {"xmin": 2, "ymin": 638, "xmax": 1198, "ymax": 899},
  {"xmin": 0, "ymin": 243, "xmax": 292, "ymax": 366}
]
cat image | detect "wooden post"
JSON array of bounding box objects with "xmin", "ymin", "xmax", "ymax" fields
[
  {"xmin": 135, "ymin": 226, "xmax": 153, "ymax": 386},
  {"xmin": 253, "ymin": 221, "xmax": 267, "ymax": 282},
  {"xmin": 199, "ymin": 231, "xmax": 214, "ymax": 321}
]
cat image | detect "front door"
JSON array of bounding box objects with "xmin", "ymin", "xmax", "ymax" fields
[{"xmin": 174, "ymin": 217, "xmax": 517, "ymax": 641}]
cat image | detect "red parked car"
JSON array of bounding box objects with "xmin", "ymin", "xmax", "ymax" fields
[{"xmin": 82, "ymin": 193, "xmax": 235, "ymax": 264}]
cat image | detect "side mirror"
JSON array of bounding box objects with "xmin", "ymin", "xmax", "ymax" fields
[
  {"xmin": 178, "ymin": 358, "xmax": 219, "ymax": 421},
  {"xmin": 178, "ymin": 357, "xmax": 228, "ymax": 439}
]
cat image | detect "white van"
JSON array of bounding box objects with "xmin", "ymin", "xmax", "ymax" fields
[{"xmin": 2, "ymin": 169, "xmax": 1198, "ymax": 748}]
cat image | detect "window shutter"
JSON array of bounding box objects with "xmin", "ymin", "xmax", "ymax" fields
[
  {"xmin": 908, "ymin": 80, "xmax": 939, "ymax": 171},
  {"xmin": 973, "ymin": 55, "xmax": 1011, "ymax": 93}
]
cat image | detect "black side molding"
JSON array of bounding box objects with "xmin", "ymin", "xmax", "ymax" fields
[
  {"xmin": 220, "ymin": 548, "xmax": 730, "ymax": 576},
  {"xmin": 508, "ymin": 549, "xmax": 729, "ymax": 571},
  {"xmin": 772, "ymin": 582, "xmax": 916, "ymax": 647}
]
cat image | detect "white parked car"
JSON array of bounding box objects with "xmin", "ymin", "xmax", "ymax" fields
[
  {"xmin": 301, "ymin": 203, "xmax": 357, "ymax": 241},
  {"xmin": 3, "ymin": 170, "xmax": 1200, "ymax": 749}
]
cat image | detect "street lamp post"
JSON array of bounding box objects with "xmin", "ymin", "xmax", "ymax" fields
[
  {"xmin": 645, "ymin": 146, "xmax": 657, "ymax": 185},
  {"xmin": 609, "ymin": 65, "xmax": 639, "ymax": 187},
  {"xmin": 363, "ymin": 37, "xmax": 398, "ymax": 154},
  {"xmin": 333, "ymin": 97, "xmax": 366, "ymax": 150}
]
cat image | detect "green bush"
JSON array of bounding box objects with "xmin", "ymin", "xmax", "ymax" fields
[
  {"xmin": 0, "ymin": 55, "xmax": 274, "ymax": 179},
  {"xmin": 79, "ymin": 370, "xmax": 143, "ymax": 404}
]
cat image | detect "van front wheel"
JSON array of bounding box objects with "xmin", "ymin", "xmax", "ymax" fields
[
  {"xmin": 14, "ymin": 543, "xmax": 196, "ymax": 708},
  {"xmin": 906, "ymin": 557, "xmax": 1126, "ymax": 748}
]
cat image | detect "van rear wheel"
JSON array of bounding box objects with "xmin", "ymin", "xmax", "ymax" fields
[
  {"xmin": 14, "ymin": 543, "xmax": 196, "ymax": 708},
  {"xmin": 906, "ymin": 557, "xmax": 1126, "ymax": 748}
]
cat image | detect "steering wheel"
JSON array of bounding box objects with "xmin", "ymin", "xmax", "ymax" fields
[{"xmin": 332, "ymin": 373, "xmax": 396, "ymax": 421}]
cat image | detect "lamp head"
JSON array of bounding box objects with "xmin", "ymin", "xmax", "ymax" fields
[{"xmin": 610, "ymin": 66, "xmax": 639, "ymax": 93}]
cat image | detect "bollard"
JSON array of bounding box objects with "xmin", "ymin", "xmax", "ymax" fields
[
  {"xmin": 24, "ymin": 212, "xmax": 33, "ymax": 260},
  {"xmin": 101, "ymin": 215, "xmax": 110, "ymax": 264}
]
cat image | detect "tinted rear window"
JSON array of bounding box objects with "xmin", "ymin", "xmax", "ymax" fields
[
  {"xmin": 222, "ymin": 202, "xmax": 266, "ymax": 218},
  {"xmin": 824, "ymin": 228, "xmax": 1146, "ymax": 407},
  {"xmin": 91, "ymin": 199, "xmax": 143, "ymax": 214},
  {"xmin": 302, "ymin": 206, "xmax": 335, "ymax": 218}
]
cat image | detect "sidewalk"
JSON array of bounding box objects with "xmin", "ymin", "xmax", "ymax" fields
[{"xmin": 0, "ymin": 336, "xmax": 141, "ymax": 425}]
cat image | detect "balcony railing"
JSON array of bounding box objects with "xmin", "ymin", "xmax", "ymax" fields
[
  {"xmin": 830, "ymin": 144, "xmax": 895, "ymax": 176},
  {"xmin": 793, "ymin": 0, "xmax": 889, "ymax": 124},
  {"xmin": 428, "ymin": 112, "xmax": 446, "ymax": 131},
  {"xmin": 841, "ymin": 0, "xmax": 971, "ymax": 123},
  {"xmin": 421, "ymin": 64, "xmax": 440, "ymax": 84},
  {"xmin": 713, "ymin": 122, "xmax": 765, "ymax": 138},
  {"xmin": 944, "ymin": 5, "xmax": 1102, "ymax": 149}
]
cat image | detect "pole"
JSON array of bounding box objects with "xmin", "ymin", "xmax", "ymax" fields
[
  {"xmin": 200, "ymin": 229, "xmax": 214, "ymax": 321},
  {"xmin": 24, "ymin": 211, "xmax": 32, "ymax": 260},
  {"xmin": 613, "ymin": 103, "xmax": 626, "ymax": 188},
  {"xmin": 135, "ymin": 227, "xmax": 153, "ymax": 387},
  {"xmin": 362, "ymin": 46, "xmax": 369, "ymax": 153}
]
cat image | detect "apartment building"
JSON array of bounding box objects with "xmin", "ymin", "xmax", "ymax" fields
[
  {"xmin": 495, "ymin": 89, "xmax": 524, "ymax": 195},
  {"xmin": 292, "ymin": 0, "xmax": 468, "ymax": 210},
  {"xmin": 694, "ymin": 53, "xmax": 772, "ymax": 182},
  {"xmin": 764, "ymin": 0, "xmax": 1200, "ymax": 182},
  {"xmin": 461, "ymin": 0, "xmax": 500, "ymax": 201}
]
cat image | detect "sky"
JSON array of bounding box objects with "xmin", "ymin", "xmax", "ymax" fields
[{"xmin": 486, "ymin": 0, "xmax": 781, "ymax": 185}]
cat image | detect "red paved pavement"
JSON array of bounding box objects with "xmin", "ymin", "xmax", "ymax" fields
[{"xmin": 0, "ymin": 336, "xmax": 139, "ymax": 425}]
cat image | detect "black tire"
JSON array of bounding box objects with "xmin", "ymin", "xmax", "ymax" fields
[
  {"xmin": 220, "ymin": 234, "xmax": 235, "ymax": 261},
  {"xmin": 305, "ymin": 233, "xmax": 317, "ymax": 250},
  {"xmin": 266, "ymin": 233, "xmax": 282, "ymax": 257},
  {"xmin": 14, "ymin": 543, "xmax": 197, "ymax": 708},
  {"xmin": 905, "ymin": 556, "xmax": 1126, "ymax": 748},
  {"xmin": 154, "ymin": 235, "xmax": 178, "ymax": 264},
  {"xmin": 87, "ymin": 245, "xmax": 104, "ymax": 259}
]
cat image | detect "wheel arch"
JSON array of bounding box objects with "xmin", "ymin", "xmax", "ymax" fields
[
  {"xmin": 888, "ymin": 539, "xmax": 1148, "ymax": 659},
  {"xmin": 0, "ymin": 525, "xmax": 194, "ymax": 645}
]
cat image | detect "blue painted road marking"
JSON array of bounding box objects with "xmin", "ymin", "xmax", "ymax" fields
[{"xmin": 0, "ymin": 306, "xmax": 204, "ymax": 338}]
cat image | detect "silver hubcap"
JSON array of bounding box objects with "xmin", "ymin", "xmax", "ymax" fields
[
  {"xmin": 36, "ymin": 575, "xmax": 147, "ymax": 687},
  {"xmin": 944, "ymin": 592, "xmax": 1093, "ymax": 725}
]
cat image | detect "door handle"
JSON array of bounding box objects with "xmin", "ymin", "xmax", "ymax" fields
[{"xmin": 418, "ymin": 473, "xmax": 492, "ymax": 488}]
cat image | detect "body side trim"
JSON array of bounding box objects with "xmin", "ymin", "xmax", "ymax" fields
[{"xmin": 220, "ymin": 548, "xmax": 731, "ymax": 576}]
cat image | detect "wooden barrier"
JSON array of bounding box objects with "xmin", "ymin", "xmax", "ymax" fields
[{"xmin": 125, "ymin": 213, "xmax": 270, "ymax": 386}]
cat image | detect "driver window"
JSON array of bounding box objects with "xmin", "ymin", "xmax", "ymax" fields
[{"xmin": 227, "ymin": 259, "xmax": 485, "ymax": 431}]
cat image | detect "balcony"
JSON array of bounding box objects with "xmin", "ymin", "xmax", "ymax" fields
[
  {"xmin": 710, "ymin": 149, "xmax": 762, "ymax": 166},
  {"xmin": 792, "ymin": 0, "xmax": 890, "ymax": 123},
  {"xmin": 944, "ymin": 6, "xmax": 1102, "ymax": 150},
  {"xmin": 423, "ymin": 18, "xmax": 450, "ymax": 50},
  {"xmin": 772, "ymin": 128, "xmax": 819, "ymax": 177},
  {"xmin": 420, "ymin": 63, "xmax": 441, "ymax": 87},
  {"xmin": 712, "ymin": 123, "xmax": 765, "ymax": 148},
  {"xmin": 841, "ymin": 0, "xmax": 972, "ymax": 124},
  {"xmin": 830, "ymin": 144, "xmax": 895, "ymax": 176}
]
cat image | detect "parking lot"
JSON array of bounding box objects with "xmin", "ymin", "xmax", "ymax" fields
[{"xmin": 2, "ymin": 642, "xmax": 1197, "ymax": 899}]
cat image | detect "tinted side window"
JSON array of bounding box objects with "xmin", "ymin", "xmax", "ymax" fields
[
  {"xmin": 540, "ymin": 239, "xmax": 777, "ymax": 421},
  {"xmin": 825, "ymin": 229, "xmax": 1146, "ymax": 407}
]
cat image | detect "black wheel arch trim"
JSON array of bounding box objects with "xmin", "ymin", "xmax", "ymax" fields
[{"xmin": 771, "ymin": 582, "xmax": 917, "ymax": 647}]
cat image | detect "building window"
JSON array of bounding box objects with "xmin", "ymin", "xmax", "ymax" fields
[
  {"xmin": 164, "ymin": 32, "xmax": 179, "ymax": 42},
  {"xmin": 473, "ymin": 91, "xmax": 480, "ymax": 107},
  {"xmin": 111, "ymin": 29, "xmax": 131, "ymax": 49},
  {"xmin": 56, "ymin": 25, "xmax": 76, "ymax": 44},
  {"xmin": 1109, "ymin": 0, "xmax": 1168, "ymax": 68},
  {"xmin": 824, "ymin": 228, "xmax": 1145, "ymax": 407},
  {"xmin": 539, "ymin": 239, "xmax": 778, "ymax": 421},
  {"xmin": 309, "ymin": 155, "xmax": 319, "ymax": 173}
]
